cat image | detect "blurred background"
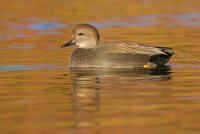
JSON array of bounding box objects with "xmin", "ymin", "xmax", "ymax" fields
[{"xmin": 1, "ymin": 0, "xmax": 200, "ymax": 134}]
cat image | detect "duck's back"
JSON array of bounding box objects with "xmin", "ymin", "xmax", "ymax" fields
[{"xmin": 70, "ymin": 43, "xmax": 174, "ymax": 67}]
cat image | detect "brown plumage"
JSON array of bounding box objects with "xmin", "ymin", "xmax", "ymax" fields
[{"xmin": 61, "ymin": 24, "xmax": 174, "ymax": 68}]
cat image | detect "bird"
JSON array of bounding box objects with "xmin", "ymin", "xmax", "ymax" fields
[{"xmin": 61, "ymin": 24, "xmax": 174, "ymax": 68}]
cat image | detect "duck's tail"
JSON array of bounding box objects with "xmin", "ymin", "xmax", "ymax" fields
[{"xmin": 150, "ymin": 47, "xmax": 174, "ymax": 66}]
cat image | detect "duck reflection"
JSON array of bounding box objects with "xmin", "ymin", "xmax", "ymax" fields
[{"xmin": 69, "ymin": 67, "xmax": 172, "ymax": 127}]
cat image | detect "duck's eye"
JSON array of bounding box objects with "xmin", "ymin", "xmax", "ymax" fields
[{"xmin": 78, "ymin": 33, "xmax": 83, "ymax": 36}]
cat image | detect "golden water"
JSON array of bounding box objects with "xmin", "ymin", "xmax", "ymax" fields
[{"xmin": 1, "ymin": 0, "xmax": 200, "ymax": 134}]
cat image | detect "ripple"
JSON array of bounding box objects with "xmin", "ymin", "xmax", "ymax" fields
[
  {"xmin": 89, "ymin": 15, "xmax": 157, "ymax": 28},
  {"xmin": 0, "ymin": 64, "xmax": 65, "ymax": 71},
  {"xmin": 170, "ymin": 13, "xmax": 200, "ymax": 26},
  {"xmin": 89, "ymin": 13, "xmax": 200, "ymax": 28},
  {"xmin": 37, "ymin": 31, "xmax": 62, "ymax": 35},
  {"xmin": 27, "ymin": 22, "xmax": 66, "ymax": 30},
  {"xmin": 9, "ymin": 45, "xmax": 35, "ymax": 49},
  {"xmin": 0, "ymin": 36, "xmax": 11, "ymax": 40}
]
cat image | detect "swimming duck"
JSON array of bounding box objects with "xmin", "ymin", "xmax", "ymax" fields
[{"xmin": 61, "ymin": 24, "xmax": 174, "ymax": 68}]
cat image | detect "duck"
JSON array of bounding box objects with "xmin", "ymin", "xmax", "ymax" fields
[{"xmin": 61, "ymin": 24, "xmax": 174, "ymax": 68}]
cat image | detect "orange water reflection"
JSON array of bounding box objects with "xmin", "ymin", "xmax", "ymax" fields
[{"xmin": 1, "ymin": 0, "xmax": 200, "ymax": 134}]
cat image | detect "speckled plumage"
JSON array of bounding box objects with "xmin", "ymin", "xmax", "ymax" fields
[{"xmin": 62, "ymin": 24, "xmax": 174, "ymax": 68}]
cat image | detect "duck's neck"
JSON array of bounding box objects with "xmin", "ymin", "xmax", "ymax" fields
[
  {"xmin": 74, "ymin": 48, "xmax": 93, "ymax": 52},
  {"xmin": 77, "ymin": 39, "xmax": 99, "ymax": 49},
  {"xmin": 72, "ymin": 48, "xmax": 94, "ymax": 57}
]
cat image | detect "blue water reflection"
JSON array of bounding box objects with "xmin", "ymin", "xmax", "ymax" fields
[
  {"xmin": 89, "ymin": 13, "xmax": 200, "ymax": 28},
  {"xmin": 0, "ymin": 64, "xmax": 64, "ymax": 71},
  {"xmin": 27, "ymin": 23, "xmax": 66, "ymax": 30}
]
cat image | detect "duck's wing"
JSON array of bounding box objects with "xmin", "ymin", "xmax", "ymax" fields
[
  {"xmin": 155, "ymin": 46, "xmax": 174, "ymax": 56},
  {"xmin": 94, "ymin": 42, "xmax": 167, "ymax": 56}
]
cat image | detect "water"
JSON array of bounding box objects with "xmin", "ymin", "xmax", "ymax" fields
[
  {"xmin": 1, "ymin": 0, "xmax": 200, "ymax": 134},
  {"xmin": 90, "ymin": 13, "xmax": 200, "ymax": 28}
]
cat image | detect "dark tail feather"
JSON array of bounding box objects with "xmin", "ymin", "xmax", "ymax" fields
[{"xmin": 150, "ymin": 47, "xmax": 174, "ymax": 66}]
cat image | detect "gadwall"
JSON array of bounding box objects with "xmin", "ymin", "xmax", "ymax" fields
[{"xmin": 61, "ymin": 24, "xmax": 174, "ymax": 68}]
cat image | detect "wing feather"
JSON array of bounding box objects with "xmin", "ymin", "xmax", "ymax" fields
[{"xmin": 94, "ymin": 42, "xmax": 166, "ymax": 56}]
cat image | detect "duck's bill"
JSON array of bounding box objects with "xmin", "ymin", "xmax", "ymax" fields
[{"xmin": 61, "ymin": 39, "xmax": 76, "ymax": 48}]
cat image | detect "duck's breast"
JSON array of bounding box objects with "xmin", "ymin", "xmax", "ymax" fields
[{"xmin": 70, "ymin": 48, "xmax": 98, "ymax": 67}]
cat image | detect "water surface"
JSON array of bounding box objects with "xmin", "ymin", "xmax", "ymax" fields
[{"xmin": 1, "ymin": 0, "xmax": 200, "ymax": 134}]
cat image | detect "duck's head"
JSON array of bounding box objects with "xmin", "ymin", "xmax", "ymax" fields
[{"xmin": 61, "ymin": 24, "xmax": 100, "ymax": 49}]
